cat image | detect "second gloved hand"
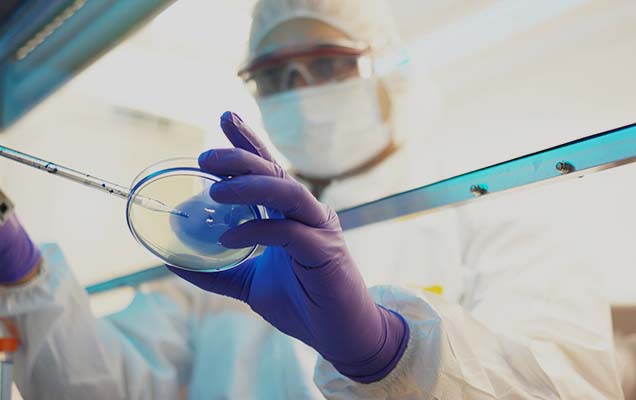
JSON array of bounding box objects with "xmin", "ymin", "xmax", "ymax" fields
[
  {"xmin": 168, "ymin": 111, "xmax": 409, "ymax": 383},
  {"xmin": 0, "ymin": 213, "xmax": 41, "ymax": 285}
]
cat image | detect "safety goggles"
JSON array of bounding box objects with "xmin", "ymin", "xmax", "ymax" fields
[{"xmin": 238, "ymin": 42, "xmax": 373, "ymax": 97}]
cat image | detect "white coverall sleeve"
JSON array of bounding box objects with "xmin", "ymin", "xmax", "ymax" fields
[
  {"xmin": 0, "ymin": 244, "xmax": 193, "ymax": 400},
  {"xmin": 314, "ymin": 217, "xmax": 624, "ymax": 399}
]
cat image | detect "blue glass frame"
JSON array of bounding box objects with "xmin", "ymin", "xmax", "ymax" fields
[
  {"xmin": 0, "ymin": 0, "xmax": 174, "ymax": 130},
  {"xmin": 87, "ymin": 122, "xmax": 636, "ymax": 294}
]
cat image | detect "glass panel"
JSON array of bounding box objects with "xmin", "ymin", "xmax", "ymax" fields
[
  {"xmin": 2, "ymin": 2, "xmax": 636, "ymax": 398},
  {"xmin": 0, "ymin": 1, "xmax": 634, "ymax": 304}
]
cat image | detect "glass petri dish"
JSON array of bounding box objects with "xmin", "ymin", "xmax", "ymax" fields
[{"xmin": 126, "ymin": 158, "xmax": 265, "ymax": 272}]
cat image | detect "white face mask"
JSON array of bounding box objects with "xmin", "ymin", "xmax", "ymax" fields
[{"xmin": 257, "ymin": 77, "xmax": 391, "ymax": 179}]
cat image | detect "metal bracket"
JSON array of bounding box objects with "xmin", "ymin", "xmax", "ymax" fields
[{"xmin": 338, "ymin": 123, "xmax": 636, "ymax": 230}]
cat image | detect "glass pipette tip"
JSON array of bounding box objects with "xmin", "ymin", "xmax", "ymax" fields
[
  {"xmin": 0, "ymin": 144, "xmax": 189, "ymax": 217},
  {"xmin": 136, "ymin": 195, "xmax": 190, "ymax": 218}
]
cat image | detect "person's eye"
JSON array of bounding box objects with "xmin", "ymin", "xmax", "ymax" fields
[
  {"xmin": 334, "ymin": 58, "xmax": 357, "ymax": 74},
  {"xmin": 254, "ymin": 67, "xmax": 280, "ymax": 84},
  {"xmin": 310, "ymin": 58, "xmax": 336, "ymax": 78},
  {"xmin": 261, "ymin": 67, "xmax": 282, "ymax": 83},
  {"xmin": 252, "ymin": 68, "xmax": 281, "ymax": 95}
]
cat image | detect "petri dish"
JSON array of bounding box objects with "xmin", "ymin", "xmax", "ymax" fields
[{"xmin": 126, "ymin": 158, "xmax": 266, "ymax": 272}]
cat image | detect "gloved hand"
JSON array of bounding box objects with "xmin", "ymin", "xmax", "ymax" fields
[
  {"xmin": 0, "ymin": 213, "xmax": 41, "ymax": 285},
  {"xmin": 169, "ymin": 111, "xmax": 409, "ymax": 383}
]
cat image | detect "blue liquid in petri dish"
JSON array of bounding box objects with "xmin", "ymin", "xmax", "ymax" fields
[
  {"xmin": 126, "ymin": 165, "xmax": 262, "ymax": 272},
  {"xmin": 169, "ymin": 192, "xmax": 256, "ymax": 266}
]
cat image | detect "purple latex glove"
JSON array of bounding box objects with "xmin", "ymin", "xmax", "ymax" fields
[
  {"xmin": 169, "ymin": 112, "xmax": 409, "ymax": 383},
  {"xmin": 0, "ymin": 214, "xmax": 41, "ymax": 284}
]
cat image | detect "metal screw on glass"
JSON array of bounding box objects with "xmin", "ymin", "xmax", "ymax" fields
[
  {"xmin": 470, "ymin": 184, "xmax": 488, "ymax": 197},
  {"xmin": 555, "ymin": 161, "xmax": 575, "ymax": 175}
]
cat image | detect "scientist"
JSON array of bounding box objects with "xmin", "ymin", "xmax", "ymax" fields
[{"xmin": 0, "ymin": 0, "xmax": 625, "ymax": 398}]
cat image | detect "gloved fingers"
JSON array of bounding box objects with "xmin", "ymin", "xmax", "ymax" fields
[
  {"xmin": 220, "ymin": 219, "xmax": 336, "ymax": 267},
  {"xmin": 210, "ymin": 175, "xmax": 330, "ymax": 227},
  {"xmin": 167, "ymin": 260, "xmax": 255, "ymax": 302},
  {"xmin": 220, "ymin": 219, "xmax": 297, "ymax": 248},
  {"xmin": 198, "ymin": 148, "xmax": 286, "ymax": 179},
  {"xmin": 0, "ymin": 213, "xmax": 42, "ymax": 284},
  {"xmin": 220, "ymin": 111, "xmax": 276, "ymax": 163}
]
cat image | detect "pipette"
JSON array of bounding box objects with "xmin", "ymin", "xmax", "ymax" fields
[{"xmin": 0, "ymin": 144, "xmax": 188, "ymax": 218}]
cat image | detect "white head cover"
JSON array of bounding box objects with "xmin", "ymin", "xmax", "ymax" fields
[
  {"xmin": 247, "ymin": 0, "xmax": 401, "ymax": 61},
  {"xmin": 248, "ymin": 0, "xmax": 425, "ymax": 180}
]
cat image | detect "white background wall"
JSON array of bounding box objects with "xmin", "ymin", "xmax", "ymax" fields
[{"xmin": 1, "ymin": 0, "xmax": 635, "ymax": 300}]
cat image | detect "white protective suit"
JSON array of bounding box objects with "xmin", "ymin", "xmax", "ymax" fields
[{"xmin": 0, "ymin": 134, "xmax": 625, "ymax": 399}]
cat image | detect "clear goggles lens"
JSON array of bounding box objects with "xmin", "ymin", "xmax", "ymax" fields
[{"xmin": 240, "ymin": 46, "xmax": 372, "ymax": 97}]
